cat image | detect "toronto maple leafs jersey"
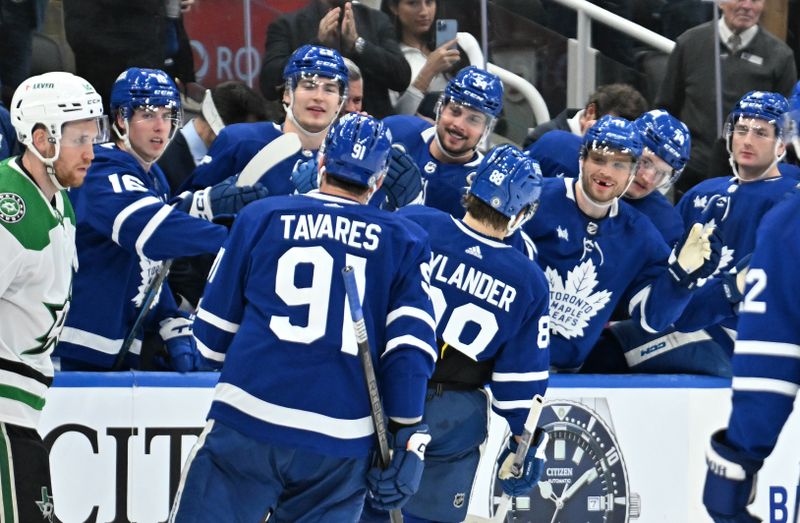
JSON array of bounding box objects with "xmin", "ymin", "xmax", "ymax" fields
[
  {"xmin": 624, "ymin": 191, "xmax": 684, "ymax": 246},
  {"xmin": 0, "ymin": 158, "xmax": 74, "ymax": 428},
  {"xmin": 180, "ymin": 121, "xmax": 314, "ymax": 194},
  {"xmin": 194, "ymin": 191, "xmax": 437, "ymax": 458},
  {"xmin": 382, "ymin": 115, "xmax": 482, "ymax": 218},
  {"xmin": 56, "ymin": 144, "xmax": 228, "ymax": 369},
  {"xmin": 524, "ymin": 129, "xmax": 581, "ymax": 179},
  {"xmin": 523, "ymin": 178, "xmax": 694, "ymax": 370},
  {"xmin": 722, "ymin": 191, "xmax": 800, "ymax": 467},
  {"xmin": 397, "ymin": 205, "xmax": 550, "ymax": 435}
]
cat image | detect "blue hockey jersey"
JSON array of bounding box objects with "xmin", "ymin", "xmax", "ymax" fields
[
  {"xmin": 56, "ymin": 144, "xmax": 227, "ymax": 369},
  {"xmin": 397, "ymin": 206, "xmax": 550, "ymax": 435},
  {"xmin": 523, "ymin": 178, "xmax": 694, "ymax": 370},
  {"xmin": 180, "ymin": 121, "xmax": 315, "ymax": 194},
  {"xmin": 194, "ymin": 191, "xmax": 437, "ymax": 458},
  {"xmin": 723, "ymin": 189, "xmax": 800, "ymax": 467},
  {"xmin": 382, "ymin": 115, "xmax": 482, "ymax": 218},
  {"xmin": 524, "ymin": 129, "xmax": 580, "ymax": 179},
  {"xmin": 625, "ymin": 191, "xmax": 684, "ymax": 246}
]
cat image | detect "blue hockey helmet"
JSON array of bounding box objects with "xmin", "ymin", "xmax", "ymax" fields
[
  {"xmin": 727, "ymin": 90, "xmax": 788, "ymax": 137},
  {"xmin": 322, "ymin": 113, "xmax": 392, "ymax": 188},
  {"xmin": 469, "ymin": 144, "xmax": 543, "ymax": 232},
  {"xmin": 582, "ymin": 115, "xmax": 643, "ymax": 159},
  {"xmin": 110, "ymin": 67, "xmax": 181, "ymax": 121},
  {"xmin": 784, "ymin": 82, "xmax": 800, "ymax": 150},
  {"xmin": 634, "ymin": 109, "xmax": 691, "ymax": 181},
  {"xmin": 283, "ymin": 45, "xmax": 349, "ymax": 95},
  {"xmin": 443, "ymin": 66, "xmax": 504, "ymax": 118}
]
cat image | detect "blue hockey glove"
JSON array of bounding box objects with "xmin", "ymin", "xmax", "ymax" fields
[
  {"xmin": 721, "ymin": 254, "xmax": 752, "ymax": 304},
  {"xmin": 668, "ymin": 223, "xmax": 723, "ymax": 288},
  {"xmin": 366, "ymin": 424, "xmax": 431, "ymax": 511},
  {"xmin": 158, "ymin": 315, "xmax": 208, "ymax": 372},
  {"xmin": 496, "ymin": 429, "xmax": 549, "ymax": 497},
  {"xmin": 703, "ymin": 429, "xmax": 762, "ymax": 523},
  {"xmin": 383, "ymin": 144, "xmax": 423, "ymax": 210},
  {"xmin": 176, "ymin": 175, "xmax": 269, "ymax": 221},
  {"xmin": 291, "ymin": 157, "xmax": 319, "ymax": 194}
]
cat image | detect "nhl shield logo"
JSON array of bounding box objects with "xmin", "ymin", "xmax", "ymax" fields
[
  {"xmin": 453, "ymin": 492, "xmax": 465, "ymax": 508},
  {"xmin": 0, "ymin": 193, "xmax": 25, "ymax": 223}
]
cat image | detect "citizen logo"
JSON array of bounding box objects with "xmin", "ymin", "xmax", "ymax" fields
[{"xmin": 546, "ymin": 467, "xmax": 574, "ymax": 477}]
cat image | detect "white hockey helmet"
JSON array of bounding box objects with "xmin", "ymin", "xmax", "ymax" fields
[{"xmin": 11, "ymin": 72, "xmax": 108, "ymax": 172}]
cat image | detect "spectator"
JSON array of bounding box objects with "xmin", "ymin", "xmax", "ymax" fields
[
  {"xmin": 158, "ymin": 80, "xmax": 269, "ymax": 195},
  {"xmin": 259, "ymin": 0, "xmax": 410, "ymax": 118},
  {"xmin": 0, "ymin": 0, "xmax": 47, "ymax": 107},
  {"xmin": 656, "ymin": 0, "xmax": 796, "ymax": 199},
  {"xmin": 381, "ymin": 0, "xmax": 463, "ymax": 116},
  {"xmin": 343, "ymin": 57, "xmax": 364, "ymax": 114},
  {"xmin": 63, "ymin": 0, "xmax": 196, "ymax": 110}
]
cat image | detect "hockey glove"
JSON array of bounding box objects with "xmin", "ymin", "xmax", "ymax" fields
[
  {"xmin": 383, "ymin": 144, "xmax": 423, "ymax": 210},
  {"xmin": 703, "ymin": 429, "xmax": 762, "ymax": 523},
  {"xmin": 496, "ymin": 430, "xmax": 549, "ymax": 497},
  {"xmin": 176, "ymin": 175, "xmax": 269, "ymax": 221},
  {"xmin": 668, "ymin": 223, "xmax": 723, "ymax": 288},
  {"xmin": 159, "ymin": 315, "xmax": 208, "ymax": 372},
  {"xmin": 721, "ymin": 254, "xmax": 752, "ymax": 304},
  {"xmin": 291, "ymin": 157, "xmax": 319, "ymax": 194},
  {"xmin": 366, "ymin": 424, "xmax": 431, "ymax": 511}
]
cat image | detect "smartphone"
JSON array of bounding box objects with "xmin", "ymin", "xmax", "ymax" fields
[{"xmin": 435, "ymin": 19, "xmax": 458, "ymax": 50}]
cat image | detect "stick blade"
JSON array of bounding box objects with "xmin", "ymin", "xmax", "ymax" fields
[{"xmin": 236, "ymin": 132, "xmax": 302, "ymax": 187}]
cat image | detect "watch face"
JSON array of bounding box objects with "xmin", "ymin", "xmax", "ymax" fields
[{"xmin": 491, "ymin": 400, "xmax": 634, "ymax": 523}]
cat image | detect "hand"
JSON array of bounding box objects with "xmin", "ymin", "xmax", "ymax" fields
[
  {"xmin": 721, "ymin": 254, "xmax": 752, "ymax": 304},
  {"xmin": 291, "ymin": 157, "xmax": 319, "ymax": 194},
  {"xmin": 668, "ymin": 223, "xmax": 722, "ymax": 288},
  {"xmin": 341, "ymin": 2, "xmax": 358, "ymax": 52},
  {"xmin": 158, "ymin": 315, "xmax": 208, "ymax": 372},
  {"xmin": 703, "ymin": 430, "xmax": 761, "ymax": 523},
  {"xmin": 317, "ymin": 7, "xmax": 341, "ymax": 48},
  {"xmin": 382, "ymin": 144, "xmax": 423, "ymax": 210},
  {"xmin": 366, "ymin": 425, "xmax": 431, "ymax": 511},
  {"xmin": 495, "ymin": 430, "xmax": 548, "ymax": 497},
  {"xmin": 425, "ymin": 42, "xmax": 461, "ymax": 75}
]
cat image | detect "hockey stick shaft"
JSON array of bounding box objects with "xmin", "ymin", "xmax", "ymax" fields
[
  {"xmin": 112, "ymin": 259, "xmax": 173, "ymax": 371},
  {"xmin": 342, "ymin": 266, "xmax": 403, "ymax": 523},
  {"xmin": 236, "ymin": 132, "xmax": 302, "ymax": 187}
]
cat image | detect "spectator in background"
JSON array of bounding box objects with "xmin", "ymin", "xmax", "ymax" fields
[
  {"xmin": 159, "ymin": 81, "xmax": 269, "ymax": 195},
  {"xmin": 259, "ymin": 0, "xmax": 410, "ymax": 119},
  {"xmin": 63, "ymin": 0, "xmax": 196, "ymax": 109},
  {"xmin": 342, "ymin": 57, "xmax": 364, "ymax": 114},
  {"xmin": 0, "ymin": 0, "xmax": 47, "ymax": 107},
  {"xmin": 656, "ymin": 0, "xmax": 796, "ymax": 199},
  {"xmin": 381, "ymin": 0, "xmax": 463, "ymax": 116},
  {"xmin": 0, "ymin": 102, "xmax": 19, "ymax": 160}
]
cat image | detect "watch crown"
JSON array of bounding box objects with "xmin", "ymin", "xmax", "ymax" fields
[{"xmin": 628, "ymin": 492, "xmax": 641, "ymax": 518}]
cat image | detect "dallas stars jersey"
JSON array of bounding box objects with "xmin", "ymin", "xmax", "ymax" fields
[
  {"xmin": 523, "ymin": 178, "xmax": 694, "ymax": 370},
  {"xmin": 194, "ymin": 192, "xmax": 437, "ymax": 458},
  {"xmin": 397, "ymin": 205, "xmax": 550, "ymax": 435},
  {"xmin": 56, "ymin": 144, "xmax": 227, "ymax": 369},
  {"xmin": 382, "ymin": 115, "xmax": 482, "ymax": 218},
  {"xmin": 723, "ymin": 190, "xmax": 800, "ymax": 467},
  {"xmin": 180, "ymin": 121, "xmax": 314, "ymax": 193},
  {"xmin": 0, "ymin": 158, "xmax": 74, "ymax": 428}
]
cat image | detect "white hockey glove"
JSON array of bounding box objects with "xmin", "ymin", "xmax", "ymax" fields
[{"xmin": 668, "ymin": 223, "xmax": 722, "ymax": 288}]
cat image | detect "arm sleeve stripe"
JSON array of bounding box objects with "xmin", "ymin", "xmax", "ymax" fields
[
  {"xmin": 195, "ymin": 338, "xmax": 226, "ymax": 362},
  {"xmin": 735, "ymin": 340, "xmax": 800, "ymax": 359},
  {"xmin": 196, "ymin": 308, "xmax": 240, "ymax": 333},
  {"xmin": 628, "ymin": 285, "xmax": 657, "ymax": 334},
  {"xmin": 58, "ymin": 326, "xmax": 142, "ymax": 356},
  {"xmin": 382, "ymin": 335, "xmax": 437, "ymax": 362},
  {"xmin": 732, "ymin": 377, "xmax": 799, "ymax": 397},
  {"xmin": 135, "ymin": 204, "xmax": 173, "ymax": 258},
  {"xmin": 387, "ymin": 415, "xmax": 423, "ymax": 425},
  {"xmin": 492, "ymin": 370, "xmax": 549, "ymax": 382},
  {"xmin": 112, "ymin": 196, "xmax": 162, "ymax": 244},
  {"xmin": 386, "ymin": 306, "xmax": 436, "ymax": 331},
  {"xmin": 492, "ymin": 397, "xmax": 536, "ymax": 411}
]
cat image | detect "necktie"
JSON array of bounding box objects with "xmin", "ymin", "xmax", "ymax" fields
[{"xmin": 728, "ymin": 34, "xmax": 742, "ymax": 54}]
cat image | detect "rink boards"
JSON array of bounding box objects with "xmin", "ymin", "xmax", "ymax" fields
[{"xmin": 40, "ymin": 373, "xmax": 800, "ymax": 523}]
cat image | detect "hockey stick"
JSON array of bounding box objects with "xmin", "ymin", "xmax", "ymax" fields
[
  {"xmin": 236, "ymin": 132, "xmax": 302, "ymax": 187},
  {"xmin": 465, "ymin": 394, "xmax": 545, "ymax": 523},
  {"xmin": 342, "ymin": 266, "xmax": 403, "ymax": 523},
  {"xmin": 112, "ymin": 260, "xmax": 173, "ymax": 371}
]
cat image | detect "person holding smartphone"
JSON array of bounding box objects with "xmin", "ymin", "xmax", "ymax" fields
[{"xmin": 382, "ymin": 0, "xmax": 465, "ymax": 116}]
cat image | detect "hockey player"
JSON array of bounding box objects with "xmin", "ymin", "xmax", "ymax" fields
[
  {"xmin": 378, "ymin": 145, "xmax": 550, "ymax": 522},
  {"xmin": 523, "ymin": 115, "xmax": 721, "ymax": 371},
  {"xmin": 169, "ymin": 113, "xmax": 437, "ymax": 522},
  {"xmin": 56, "ymin": 68, "xmax": 267, "ymax": 371},
  {"xmin": 1, "ymin": 72, "xmax": 107, "ymax": 521},
  {"xmin": 702, "ymin": 188, "xmax": 800, "ymax": 522}
]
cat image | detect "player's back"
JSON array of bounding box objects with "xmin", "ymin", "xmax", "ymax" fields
[
  {"xmin": 197, "ymin": 192, "xmax": 437, "ymax": 457},
  {"xmin": 524, "ymin": 129, "xmax": 581, "ymax": 179}
]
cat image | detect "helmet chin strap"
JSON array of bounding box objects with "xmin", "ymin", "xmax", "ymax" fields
[
  {"xmin": 576, "ymin": 161, "xmax": 634, "ymax": 213},
  {"xmin": 433, "ymin": 102, "xmax": 494, "ymax": 161},
  {"xmin": 28, "ymin": 138, "xmax": 67, "ymax": 191},
  {"xmin": 285, "ymin": 89, "xmax": 343, "ymax": 140},
  {"xmin": 728, "ymin": 138, "xmax": 785, "ymax": 183},
  {"xmin": 113, "ymin": 119, "xmax": 173, "ymax": 171}
]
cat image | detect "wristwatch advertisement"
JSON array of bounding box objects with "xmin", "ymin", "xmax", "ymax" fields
[{"xmin": 491, "ymin": 398, "xmax": 641, "ymax": 522}]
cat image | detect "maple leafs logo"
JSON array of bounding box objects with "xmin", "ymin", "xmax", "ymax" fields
[{"xmin": 545, "ymin": 260, "xmax": 613, "ymax": 339}]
